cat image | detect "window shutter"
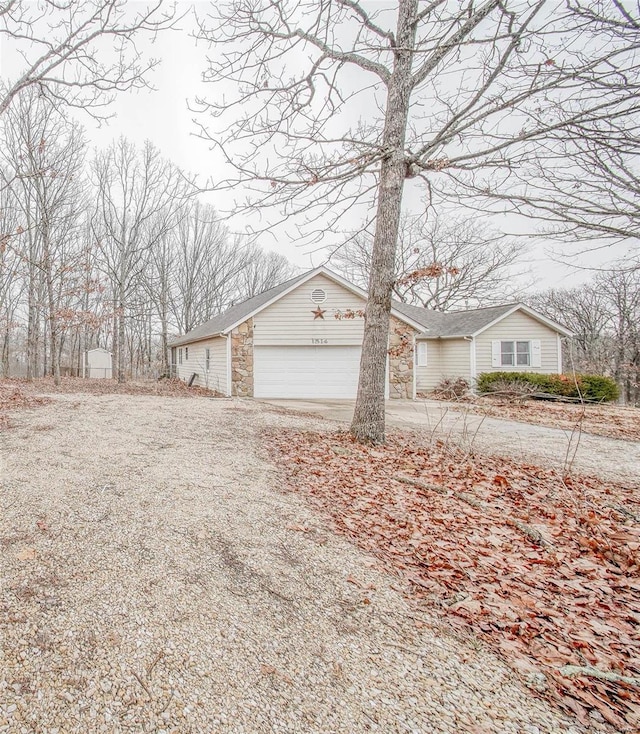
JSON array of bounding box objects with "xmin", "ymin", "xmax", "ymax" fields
[
  {"xmin": 416, "ymin": 342, "xmax": 427, "ymax": 367},
  {"xmin": 491, "ymin": 340, "xmax": 501, "ymax": 367},
  {"xmin": 531, "ymin": 340, "xmax": 542, "ymax": 368}
]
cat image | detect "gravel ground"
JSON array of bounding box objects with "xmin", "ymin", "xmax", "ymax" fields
[{"xmin": 1, "ymin": 394, "xmax": 591, "ymax": 733}]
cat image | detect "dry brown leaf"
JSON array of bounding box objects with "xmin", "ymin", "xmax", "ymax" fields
[{"xmin": 16, "ymin": 547, "xmax": 36, "ymax": 561}]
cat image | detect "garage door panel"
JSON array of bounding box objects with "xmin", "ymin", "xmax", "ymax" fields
[{"xmin": 254, "ymin": 346, "xmax": 361, "ymax": 399}]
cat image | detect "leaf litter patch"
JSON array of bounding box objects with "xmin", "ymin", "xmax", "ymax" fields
[
  {"xmin": 268, "ymin": 428, "xmax": 640, "ymax": 732},
  {"xmin": 0, "ymin": 384, "xmax": 50, "ymax": 431}
]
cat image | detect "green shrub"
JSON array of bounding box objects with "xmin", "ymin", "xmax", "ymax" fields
[
  {"xmin": 578, "ymin": 374, "xmax": 620, "ymax": 402},
  {"xmin": 476, "ymin": 371, "xmax": 619, "ymax": 402}
]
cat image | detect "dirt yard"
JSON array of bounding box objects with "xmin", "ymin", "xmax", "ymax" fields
[{"xmin": 0, "ymin": 393, "xmax": 590, "ymax": 734}]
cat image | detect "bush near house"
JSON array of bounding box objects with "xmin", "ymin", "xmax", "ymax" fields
[
  {"xmin": 476, "ymin": 371, "xmax": 620, "ymax": 402},
  {"xmin": 432, "ymin": 377, "xmax": 471, "ymax": 400}
]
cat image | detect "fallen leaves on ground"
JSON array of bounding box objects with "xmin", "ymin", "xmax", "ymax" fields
[
  {"xmin": 2, "ymin": 377, "xmax": 219, "ymax": 399},
  {"xmin": 268, "ymin": 428, "xmax": 640, "ymax": 732},
  {"xmin": 0, "ymin": 383, "xmax": 50, "ymax": 431},
  {"xmin": 451, "ymin": 397, "xmax": 640, "ymax": 442}
]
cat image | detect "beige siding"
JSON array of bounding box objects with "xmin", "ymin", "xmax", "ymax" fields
[
  {"xmin": 415, "ymin": 339, "xmax": 472, "ymax": 392},
  {"xmin": 442, "ymin": 339, "xmax": 472, "ymax": 382},
  {"xmin": 415, "ymin": 340, "xmax": 442, "ymax": 393},
  {"xmin": 475, "ymin": 310, "xmax": 559, "ymax": 375},
  {"xmin": 253, "ymin": 274, "xmax": 366, "ymax": 346},
  {"xmin": 175, "ymin": 336, "xmax": 227, "ymax": 393}
]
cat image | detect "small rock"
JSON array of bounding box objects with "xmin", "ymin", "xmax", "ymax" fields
[{"xmin": 525, "ymin": 672, "xmax": 548, "ymax": 692}]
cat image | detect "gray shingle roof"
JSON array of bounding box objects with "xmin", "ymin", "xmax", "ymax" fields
[
  {"xmin": 392, "ymin": 301, "xmax": 519, "ymax": 337},
  {"xmin": 169, "ymin": 265, "xmax": 566, "ymax": 348},
  {"xmin": 168, "ymin": 271, "xmax": 309, "ymax": 347}
]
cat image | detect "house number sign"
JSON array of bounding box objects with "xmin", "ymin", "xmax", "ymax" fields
[{"xmin": 311, "ymin": 338, "xmax": 329, "ymax": 344}]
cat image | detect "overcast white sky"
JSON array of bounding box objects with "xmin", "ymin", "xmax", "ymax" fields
[{"xmin": 2, "ymin": 3, "xmax": 628, "ymax": 292}]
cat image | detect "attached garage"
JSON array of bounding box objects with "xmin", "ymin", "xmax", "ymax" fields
[
  {"xmin": 254, "ymin": 345, "xmax": 362, "ymax": 399},
  {"xmin": 169, "ymin": 266, "xmax": 569, "ymax": 401},
  {"xmin": 169, "ymin": 268, "xmax": 421, "ymax": 399}
]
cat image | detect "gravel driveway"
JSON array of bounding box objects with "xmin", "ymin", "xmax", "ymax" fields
[
  {"xmin": 1, "ymin": 395, "xmax": 586, "ymax": 733},
  {"xmin": 262, "ymin": 399, "xmax": 640, "ymax": 487}
]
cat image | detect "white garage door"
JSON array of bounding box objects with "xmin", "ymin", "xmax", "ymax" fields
[{"xmin": 254, "ymin": 345, "xmax": 362, "ymax": 399}]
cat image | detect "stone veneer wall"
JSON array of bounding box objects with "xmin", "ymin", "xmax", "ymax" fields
[
  {"xmin": 388, "ymin": 316, "xmax": 416, "ymax": 399},
  {"xmin": 231, "ymin": 318, "xmax": 254, "ymax": 397}
]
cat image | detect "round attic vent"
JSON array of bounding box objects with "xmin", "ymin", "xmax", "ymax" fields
[{"xmin": 310, "ymin": 288, "xmax": 327, "ymax": 304}]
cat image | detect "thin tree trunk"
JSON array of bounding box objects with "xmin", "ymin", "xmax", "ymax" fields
[
  {"xmin": 26, "ymin": 253, "xmax": 38, "ymax": 381},
  {"xmin": 351, "ymin": 0, "xmax": 417, "ymax": 444},
  {"xmin": 1, "ymin": 327, "xmax": 9, "ymax": 377},
  {"xmin": 43, "ymin": 233, "xmax": 61, "ymax": 386},
  {"xmin": 117, "ymin": 281, "xmax": 126, "ymax": 383}
]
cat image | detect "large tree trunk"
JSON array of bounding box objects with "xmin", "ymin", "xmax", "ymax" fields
[{"xmin": 350, "ymin": 0, "xmax": 417, "ymax": 444}]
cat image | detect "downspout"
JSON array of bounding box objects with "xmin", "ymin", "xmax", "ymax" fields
[
  {"xmin": 464, "ymin": 336, "xmax": 477, "ymax": 392},
  {"xmin": 224, "ymin": 333, "xmax": 232, "ymax": 397},
  {"xmin": 412, "ymin": 333, "xmax": 417, "ymax": 400},
  {"xmin": 557, "ymin": 334, "xmax": 563, "ymax": 374}
]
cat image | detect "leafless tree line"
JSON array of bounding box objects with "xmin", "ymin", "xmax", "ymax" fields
[
  {"xmin": 0, "ymin": 91, "xmax": 294, "ymax": 382},
  {"xmin": 332, "ymin": 214, "xmax": 525, "ymax": 311},
  {"xmin": 530, "ymin": 268, "xmax": 640, "ymax": 404}
]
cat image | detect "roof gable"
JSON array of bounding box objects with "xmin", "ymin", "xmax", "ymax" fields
[
  {"xmin": 169, "ymin": 266, "xmax": 426, "ymax": 347},
  {"xmin": 411, "ymin": 302, "xmax": 572, "ymax": 339}
]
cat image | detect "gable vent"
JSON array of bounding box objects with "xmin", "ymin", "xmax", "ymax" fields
[{"xmin": 310, "ymin": 288, "xmax": 327, "ymax": 304}]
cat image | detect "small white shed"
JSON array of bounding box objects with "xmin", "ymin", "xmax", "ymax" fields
[{"xmin": 83, "ymin": 348, "xmax": 113, "ymax": 379}]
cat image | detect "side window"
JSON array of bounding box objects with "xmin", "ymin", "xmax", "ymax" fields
[
  {"xmin": 500, "ymin": 340, "xmax": 515, "ymax": 366},
  {"xmin": 493, "ymin": 339, "xmax": 540, "ymax": 368},
  {"xmin": 185, "ymin": 347, "xmax": 189, "ymax": 361},
  {"xmin": 205, "ymin": 348, "xmax": 210, "ymax": 371},
  {"xmin": 179, "ymin": 348, "xmax": 183, "ymax": 365},
  {"xmin": 516, "ymin": 341, "xmax": 531, "ymax": 366}
]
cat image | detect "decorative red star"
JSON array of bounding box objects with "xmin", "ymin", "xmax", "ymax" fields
[{"xmin": 311, "ymin": 306, "xmax": 326, "ymax": 320}]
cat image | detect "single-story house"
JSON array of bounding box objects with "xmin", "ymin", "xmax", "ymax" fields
[{"xmin": 168, "ymin": 267, "xmax": 572, "ymax": 399}]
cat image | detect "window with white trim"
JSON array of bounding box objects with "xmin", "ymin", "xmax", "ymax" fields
[
  {"xmin": 416, "ymin": 341, "xmax": 428, "ymax": 367},
  {"xmin": 492, "ymin": 339, "xmax": 541, "ymax": 368},
  {"xmin": 500, "ymin": 340, "xmax": 530, "ymax": 366},
  {"xmin": 179, "ymin": 348, "xmax": 183, "ymax": 365},
  {"xmin": 205, "ymin": 348, "xmax": 210, "ymax": 372}
]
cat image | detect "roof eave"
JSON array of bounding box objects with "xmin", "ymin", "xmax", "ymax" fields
[{"xmin": 168, "ymin": 332, "xmax": 223, "ymax": 348}]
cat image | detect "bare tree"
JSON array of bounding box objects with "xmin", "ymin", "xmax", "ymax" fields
[
  {"xmin": 0, "ymin": 0, "xmax": 177, "ymax": 119},
  {"xmin": 236, "ymin": 247, "xmax": 296, "ymax": 299},
  {"xmin": 528, "ymin": 285, "xmax": 612, "ymax": 375},
  {"xmin": 195, "ymin": 0, "xmax": 639, "ymax": 442},
  {"xmin": 0, "ymin": 181, "xmax": 22, "ymax": 375},
  {"xmin": 448, "ymin": 2, "xmax": 640, "ymax": 261},
  {"xmin": 1, "ymin": 90, "xmax": 87, "ymax": 383},
  {"xmin": 168, "ymin": 202, "xmax": 240, "ymax": 333},
  {"xmin": 333, "ymin": 214, "xmax": 523, "ymax": 310},
  {"xmin": 600, "ymin": 268, "xmax": 640, "ymax": 404},
  {"xmin": 92, "ymin": 138, "xmax": 191, "ymax": 382},
  {"xmin": 529, "ymin": 268, "xmax": 640, "ymax": 404}
]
